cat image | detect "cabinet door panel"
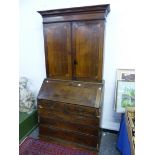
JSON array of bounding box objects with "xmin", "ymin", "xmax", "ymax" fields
[
  {"xmin": 44, "ymin": 23, "xmax": 72, "ymax": 79},
  {"xmin": 72, "ymin": 21, "xmax": 104, "ymax": 82}
]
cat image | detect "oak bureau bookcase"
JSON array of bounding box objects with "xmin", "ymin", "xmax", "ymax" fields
[{"xmin": 37, "ymin": 4, "xmax": 110, "ymax": 152}]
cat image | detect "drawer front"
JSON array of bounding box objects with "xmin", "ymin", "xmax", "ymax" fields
[
  {"xmin": 38, "ymin": 109, "xmax": 99, "ymax": 127},
  {"xmin": 39, "ymin": 124, "xmax": 99, "ymax": 148},
  {"xmin": 38, "ymin": 100, "xmax": 99, "ymax": 117},
  {"xmin": 39, "ymin": 116, "xmax": 99, "ymax": 136}
]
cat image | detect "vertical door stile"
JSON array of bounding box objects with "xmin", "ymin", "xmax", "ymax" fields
[
  {"xmin": 67, "ymin": 22, "xmax": 72, "ymax": 79},
  {"xmin": 71, "ymin": 22, "xmax": 76, "ymax": 80},
  {"xmin": 97, "ymin": 20, "xmax": 104, "ymax": 81}
]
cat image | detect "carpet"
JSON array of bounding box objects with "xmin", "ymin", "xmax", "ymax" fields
[{"xmin": 19, "ymin": 137, "xmax": 97, "ymax": 155}]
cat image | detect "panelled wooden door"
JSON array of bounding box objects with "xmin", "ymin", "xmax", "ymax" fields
[
  {"xmin": 44, "ymin": 22, "xmax": 72, "ymax": 80},
  {"xmin": 43, "ymin": 20, "xmax": 104, "ymax": 82},
  {"xmin": 72, "ymin": 20, "xmax": 104, "ymax": 82}
]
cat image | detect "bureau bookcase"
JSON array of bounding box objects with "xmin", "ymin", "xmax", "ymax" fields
[{"xmin": 37, "ymin": 4, "xmax": 110, "ymax": 152}]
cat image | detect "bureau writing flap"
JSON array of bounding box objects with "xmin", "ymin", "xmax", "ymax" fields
[{"xmin": 37, "ymin": 78, "xmax": 103, "ymax": 108}]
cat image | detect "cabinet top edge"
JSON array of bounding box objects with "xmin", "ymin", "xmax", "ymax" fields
[{"xmin": 38, "ymin": 4, "xmax": 110, "ymax": 17}]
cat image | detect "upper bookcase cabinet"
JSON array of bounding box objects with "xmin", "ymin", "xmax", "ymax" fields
[{"xmin": 38, "ymin": 4, "xmax": 110, "ymax": 82}]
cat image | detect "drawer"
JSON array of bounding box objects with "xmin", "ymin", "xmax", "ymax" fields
[
  {"xmin": 39, "ymin": 124, "xmax": 99, "ymax": 148},
  {"xmin": 38, "ymin": 99, "xmax": 100, "ymax": 117},
  {"xmin": 39, "ymin": 116, "xmax": 99, "ymax": 136},
  {"xmin": 38, "ymin": 109, "xmax": 99, "ymax": 127}
]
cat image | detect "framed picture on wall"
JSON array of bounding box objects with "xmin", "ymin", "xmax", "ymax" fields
[
  {"xmin": 116, "ymin": 69, "xmax": 135, "ymax": 82},
  {"xmin": 116, "ymin": 80, "xmax": 135, "ymax": 113}
]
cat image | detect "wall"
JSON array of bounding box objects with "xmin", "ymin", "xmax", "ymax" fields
[{"xmin": 20, "ymin": 0, "xmax": 136, "ymax": 131}]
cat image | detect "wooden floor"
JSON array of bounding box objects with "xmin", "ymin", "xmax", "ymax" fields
[{"xmin": 29, "ymin": 128, "xmax": 120, "ymax": 155}]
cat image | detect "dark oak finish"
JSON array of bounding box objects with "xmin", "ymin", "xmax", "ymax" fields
[
  {"xmin": 37, "ymin": 4, "xmax": 110, "ymax": 152},
  {"xmin": 38, "ymin": 100, "xmax": 100, "ymax": 117},
  {"xmin": 41, "ymin": 13, "xmax": 107, "ymax": 23},
  {"xmin": 39, "ymin": 116, "xmax": 99, "ymax": 136},
  {"xmin": 39, "ymin": 124, "xmax": 98, "ymax": 148},
  {"xmin": 38, "ymin": 108, "xmax": 99, "ymax": 126},
  {"xmin": 38, "ymin": 4, "xmax": 110, "ymax": 82},
  {"xmin": 38, "ymin": 4, "xmax": 110, "ymax": 14},
  {"xmin": 72, "ymin": 20, "xmax": 104, "ymax": 81},
  {"xmin": 38, "ymin": 78, "xmax": 103, "ymax": 108},
  {"xmin": 37, "ymin": 79, "xmax": 103, "ymax": 151},
  {"xmin": 44, "ymin": 22, "xmax": 72, "ymax": 79},
  {"xmin": 38, "ymin": 4, "xmax": 110, "ymax": 23}
]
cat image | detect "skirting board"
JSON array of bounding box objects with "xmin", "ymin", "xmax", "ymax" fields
[{"xmin": 101, "ymin": 121, "xmax": 120, "ymax": 131}]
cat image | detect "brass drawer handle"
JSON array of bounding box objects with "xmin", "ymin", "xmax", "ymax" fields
[{"xmin": 96, "ymin": 116, "xmax": 100, "ymax": 118}]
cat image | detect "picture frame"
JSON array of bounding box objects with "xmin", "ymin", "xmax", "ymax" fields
[
  {"xmin": 116, "ymin": 69, "xmax": 135, "ymax": 82},
  {"xmin": 116, "ymin": 80, "xmax": 135, "ymax": 113}
]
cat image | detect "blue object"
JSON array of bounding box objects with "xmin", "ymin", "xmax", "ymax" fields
[{"xmin": 117, "ymin": 114, "xmax": 131, "ymax": 155}]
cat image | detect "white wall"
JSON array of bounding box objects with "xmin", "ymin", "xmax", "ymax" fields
[{"xmin": 20, "ymin": 0, "xmax": 136, "ymax": 131}]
